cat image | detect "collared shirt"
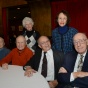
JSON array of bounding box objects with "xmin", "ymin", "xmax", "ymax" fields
[
  {"xmin": 38, "ymin": 49, "xmax": 54, "ymax": 81},
  {"xmin": 70, "ymin": 51, "xmax": 87, "ymax": 82}
]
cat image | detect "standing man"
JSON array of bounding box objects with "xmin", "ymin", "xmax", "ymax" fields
[
  {"xmin": 23, "ymin": 36, "xmax": 64, "ymax": 88},
  {"xmin": 0, "ymin": 35, "xmax": 33, "ymax": 69},
  {"xmin": 58, "ymin": 33, "xmax": 88, "ymax": 88}
]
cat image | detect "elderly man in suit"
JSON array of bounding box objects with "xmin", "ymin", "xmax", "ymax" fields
[
  {"xmin": 58, "ymin": 33, "xmax": 88, "ymax": 88},
  {"xmin": 23, "ymin": 35, "xmax": 64, "ymax": 88}
]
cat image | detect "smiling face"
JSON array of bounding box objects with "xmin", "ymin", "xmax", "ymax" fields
[
  {"xmin": 73, "ymin": 33, "xmax": 88, "ymax": 54},
  {"xmin": 57, "ymin": 12, "xmax": 67, "ymax": 27},
  {"xmin": 0, "ymin": 37, "xmax": 5, "ymax": 49},
  {"xmin": 25, "ymin": 21, "xmax": 33, "ymax": 31},
  {"xmin": 16, "ymin": 36, "xmax": 26, "ymax": 51},
  {"xmin": 38, "ymin": 36, "xmax": 51, "ymax": 52}
]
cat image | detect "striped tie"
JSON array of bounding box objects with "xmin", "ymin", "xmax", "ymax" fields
[{"xmin": 77, "ymin": 55, "xmax": 84, "ymax": 72}]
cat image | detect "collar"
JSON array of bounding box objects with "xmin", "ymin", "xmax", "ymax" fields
[
  {"xmin": 17, "ymin": 46, "xmax": 27, "ymax": 54},
  {"xmin": 42, "ymin": 49, "xmax": 52, "ymax": 54}
]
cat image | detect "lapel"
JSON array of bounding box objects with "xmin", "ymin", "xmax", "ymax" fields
[
  {"xmin": 35, "ymin": 49, "xmax": 42, "ymax": 70},
  {"xmin": 82, "ymin": 51, "xmax": 88, "ymax": 71},
  {"xmin": 53, "ymin": 49, "xmax": 59, "ymax": 79},
  {"xmin": 64, "ymin": 51, "xmax": 77, "ymax": 72}
]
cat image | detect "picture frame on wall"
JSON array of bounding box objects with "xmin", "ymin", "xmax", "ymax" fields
[{"xmin": 19, "ymin": 26, "xmax": 23, "ymax": 31}]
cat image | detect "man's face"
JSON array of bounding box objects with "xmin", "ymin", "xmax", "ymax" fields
[
  {"xmin": 16, "ymin": 36, "xmax": 26, "ymax": 50},
  {"xmin": 38, "ymin": 36, "xmax": 51, "ymax": 52},
  {"xmin": 0, "ymin": 37, "xmax": 5, "ymax": 49},
  {"xmin": 73, "ymin": 33, "xmax": 88, "ymax": 54}
]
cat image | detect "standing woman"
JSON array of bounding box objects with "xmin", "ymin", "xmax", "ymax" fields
[
  {"xmin": 52, "ymin": 10, "xmax": 78, "ymax": 54},
  {"xmin": 22, "ymin": 17, "xmax": 40, "ymax": 53}
]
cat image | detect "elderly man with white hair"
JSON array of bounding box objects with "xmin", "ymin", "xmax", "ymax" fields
[{"xmin": 22, "ymin": 17, "xmax": 40, "ymax": 53}]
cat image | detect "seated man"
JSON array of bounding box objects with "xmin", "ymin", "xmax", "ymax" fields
[
  {"xmin": 0, "ymin": 37, "xmax": 10, "ymax": 60},
  {"xmin": 23, "ymin": 36, "xmax": 64, "ymax": 88},
  {"xmin": 58, "ymin": 33, "xmax": 88, "ymax": 88},
  {"xmin": 0, "ymin": 35, "xmax": 33, "ymax": 69}
]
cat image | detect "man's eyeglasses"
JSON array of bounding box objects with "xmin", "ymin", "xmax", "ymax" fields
[
  {"xmin": 39, "ymin": 40, "xmax": 49, "ymax": 46},
  {"xmin": 73, "ymin": 39, "xmax": 87, "ymax": 45}
]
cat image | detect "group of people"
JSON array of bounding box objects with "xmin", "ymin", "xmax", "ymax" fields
[{"xmin": 0, "ymin": 10, "xmax": 88, "ymax": 88}]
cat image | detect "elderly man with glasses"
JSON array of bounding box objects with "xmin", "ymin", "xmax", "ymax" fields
[
  {"xmin": 23, "ymin": 35, "xmax": 64, "ymax": 88},
  {"xmin": 57, "ymin": 33, "xmax": 88, "ymax": 88}
]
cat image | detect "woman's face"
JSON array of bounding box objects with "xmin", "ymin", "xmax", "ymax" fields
[
  {"xmin": 25, "ymin": 21, "xmax": 33, "ymax": 31},
  {"xmin": 57, "ymin": 13, "xmax": 67, "ymax": 27}
]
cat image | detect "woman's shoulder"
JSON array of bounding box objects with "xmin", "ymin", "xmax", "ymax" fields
[
  {"xmin": 69, "ymin": 27, "xmax": 78, "ymax": 31},
  {"xmin": 68, "ymin": 27, "xmax": 78, "ymax": 33},
  {"xmin": 52, "ymin": 27, "xmax": 58, "ymax": 32}
]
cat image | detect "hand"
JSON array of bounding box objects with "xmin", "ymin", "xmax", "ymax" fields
[
  {"xmin": 24, "ymin": 68, "xmax": 36, "ymax": 77},
  {"xmin": 48, "ymin": 80, "xmax": 58, "ymax": 88},
  {"xmin": 73, "ymin": 72, "xmax": 88, "ymax": 79},
  {"xmin": 59, "ymin": 67, "xmax": 67, "ymax": 73},
  {"xmin": 2, "ymin": 63, "xmax": 8, "ymax": 70}
]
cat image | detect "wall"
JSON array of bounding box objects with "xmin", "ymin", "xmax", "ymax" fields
[
  {"xmin": 0, "ymin": 0, "xmax": 27, "ymax": 36},
  {"xmin": 29, "ymin": 1, "xmax": 51, "ymax": 36}
]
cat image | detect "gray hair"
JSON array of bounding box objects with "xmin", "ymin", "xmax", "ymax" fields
[{"xmin": 22, "ymin": 17, "xmax": 34, "ymax": 27}]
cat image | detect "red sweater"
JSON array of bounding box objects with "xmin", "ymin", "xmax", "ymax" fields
[{"xmin": 0, "ymin": 47, "xmax": 33, "ymax": 66}]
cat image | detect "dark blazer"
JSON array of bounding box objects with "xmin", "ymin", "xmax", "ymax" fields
[
  {"xmin": 23, "ymin": 48, "xmax": 64, "ymax": 80},
  {"xmin": 57, "ymin": 51, "xmax": 88, "ymax": 88}
]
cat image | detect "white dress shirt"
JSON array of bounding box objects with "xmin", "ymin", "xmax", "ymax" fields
[
  {"xmin": 38, "ymin": 49, "xmax": 54, "ymax": 81},
  {"xmin": 70, "ymin": 51, "xmax": 87, "ymax": 82}
]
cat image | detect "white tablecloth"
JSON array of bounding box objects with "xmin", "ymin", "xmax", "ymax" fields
[{"xmin": 0, "ymin": 65, "xmax": 50, "ymax": 88}]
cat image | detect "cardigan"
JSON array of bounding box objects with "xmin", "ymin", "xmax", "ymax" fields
[
  {"xmin": 52, "ymin": 27, "xmax": 78, "ymax": 54},
  {"xmin": 0, "ymin": 46, "xmax": 33, "ymax": 66}
]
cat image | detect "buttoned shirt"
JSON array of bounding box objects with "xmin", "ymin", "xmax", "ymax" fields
[{"xmin": 38, "ymin": 49, "xmax": 54, "ymax": 81}]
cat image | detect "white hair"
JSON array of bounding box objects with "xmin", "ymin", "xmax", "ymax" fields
[{"xmin": 22, "ymin": 17, "xmax": 34, "ymax": 27}]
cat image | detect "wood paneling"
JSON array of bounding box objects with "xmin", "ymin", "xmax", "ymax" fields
[{"xmin": 30, "ymin": 1, "xmax": 51, "ymax": 36}]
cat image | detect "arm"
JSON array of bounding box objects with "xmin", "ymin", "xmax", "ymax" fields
[
  {"xmin": 58, "ymin": 67, "xmax": 88, "ymax": 87},
  {"xmin": 48, "ymin": 80, "xmax": 58, "ymax": 88},
  {"xmin": 24, "ymin": 67, "xmax": 36, "ymax": 77},
  {"xmin": 0, "ymin": 50, "xmax": 13, "ymax": 66}
]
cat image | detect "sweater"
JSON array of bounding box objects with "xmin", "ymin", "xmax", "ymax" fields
[
  {"xmin": 52, "ymin": 27, "xmax": 78, "ymax": 54},
  {"xmin": 0, "ymin": 47, "xmax": 10, "ymax": 60},
  {"xmin": 0, "ymin": 46, "xmax": 33, "ymax": 66}
]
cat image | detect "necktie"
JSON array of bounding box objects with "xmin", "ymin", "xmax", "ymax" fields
[
  {"xmin": 41, "ymin": 52, "xmax": 47, "ymax": 77},
  {"xmin": 77, "ymin": 55, "xmax": 84, "ymax": 72}
]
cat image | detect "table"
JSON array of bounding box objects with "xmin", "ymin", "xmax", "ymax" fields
[{"xmin": 0, "ymin": 65, "xmax": 50, "ymax": 88}]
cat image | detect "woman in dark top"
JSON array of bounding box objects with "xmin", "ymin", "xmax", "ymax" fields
[{"xmin": 22, "ymin": 17, "xmax": 40, "ymax": 53}]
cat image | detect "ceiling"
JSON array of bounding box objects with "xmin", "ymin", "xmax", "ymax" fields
[{"xmin": 8, "ymin": 0, "xmax": 66, "ymax": 21}]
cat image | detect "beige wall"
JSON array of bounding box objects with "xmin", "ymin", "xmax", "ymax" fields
[{"xmin": 0, "ymin": 0, "xmax": 51, "ymax": 36}]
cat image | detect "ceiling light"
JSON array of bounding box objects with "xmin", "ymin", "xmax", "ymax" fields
[{"xmin": 17, "ymin": 8, "xmax": 20, "ymax": 10}]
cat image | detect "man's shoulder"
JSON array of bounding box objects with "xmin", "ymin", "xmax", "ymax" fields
[{"xmin": 65, "ymin": 51, "xmax": 77, "ymax": 58}]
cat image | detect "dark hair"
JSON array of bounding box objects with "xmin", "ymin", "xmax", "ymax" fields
[{"xmin": 56, "ymin": 10, "xmax": 70, "ymax": 26}]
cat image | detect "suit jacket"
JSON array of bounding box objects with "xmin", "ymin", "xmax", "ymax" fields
[
  {"xmin": 57, "ymin": 51, "xmax": 88, "ymax": 88},
  {"xmin": 24, "ymin": 48, "xmax": 64, "ymax": 80}
]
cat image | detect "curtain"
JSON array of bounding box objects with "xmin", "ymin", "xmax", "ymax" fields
[
  {"xmin": 2, "ymin": 8, "xmax": 9, "ymax": 47},
  {"xmin": 51, "ymin": 0, "xmax": 88, "ymax": 36}
]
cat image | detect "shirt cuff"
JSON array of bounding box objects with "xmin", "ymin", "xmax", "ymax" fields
[{"xmin": 70, "ymin": 72, "xmax": 75, "ymax": 82}]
